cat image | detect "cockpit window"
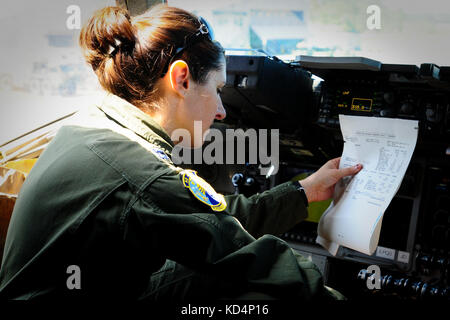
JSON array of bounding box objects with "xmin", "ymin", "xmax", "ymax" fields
[{"xmin": 169, "ymin": 0, "xmax": 450, "ymax": 66}]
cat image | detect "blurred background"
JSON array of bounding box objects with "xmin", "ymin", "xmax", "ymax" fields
[{"xmin": 0, "ymin": 0, "xmax": 449, "ymax": 142}]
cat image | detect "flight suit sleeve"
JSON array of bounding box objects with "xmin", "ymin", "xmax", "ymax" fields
[
  {"xmin": 142, "ymin": 166, "xmax": 308, "ymax": 238},
  {"xmin": 125, "ymin": 195, "xmax": 322, "ymax": 300},
  {"xmin": 223, "ymin": 181, "xmax": 309, "ymax": 238},
  {"xmin": 122, "ymin": 168, "xmax": 328, "ymax": 300}
]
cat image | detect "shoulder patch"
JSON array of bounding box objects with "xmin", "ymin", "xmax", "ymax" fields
[
  {"xmin": 148, "ymin": 145, "xmax": 174, "ymax": 166},
  {"xmin": 180, "ymin": 169, "xmax": 227, "ymax": 212},
  {"xmin": 152, "ymin": 147, "xmax": 170, "ymax": 161}
]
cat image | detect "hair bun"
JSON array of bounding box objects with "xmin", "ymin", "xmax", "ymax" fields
[
  {"xmin": 80, "ymin": 6, "xmax": 136, "ymax": 69},
  {"xmin": 79, "ymin": 4, "xmax": 224, "ymax": 112}
]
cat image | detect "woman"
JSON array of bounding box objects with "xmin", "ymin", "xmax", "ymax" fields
[{"xmin": 0, "ymin": 5, "xmax": 362, "ymax": 300}]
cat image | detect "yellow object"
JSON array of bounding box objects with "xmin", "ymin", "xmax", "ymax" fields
[
  {"xmin": 181, "ymin": 169, "xmax": 227, "ymax": 212},
  {"xmin": 351, "ymin": 97, "xmax": 372, "ymax": 112},
  {"xmin": 2, "ymin": 159, "xmax": 38, "ymax": 176},
  {"xmin": 291, "ymin": 172, "xmax": 332, "ymax": 223}
]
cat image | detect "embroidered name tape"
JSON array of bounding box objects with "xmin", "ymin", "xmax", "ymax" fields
[{"xmin": 180, "ymin": 169, "xmax": 227, "ymax": 212}]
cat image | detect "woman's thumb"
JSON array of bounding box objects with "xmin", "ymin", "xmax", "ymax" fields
[{"xmin": 338, "ymin": 163, "xmax": 363, "ymax": 178}]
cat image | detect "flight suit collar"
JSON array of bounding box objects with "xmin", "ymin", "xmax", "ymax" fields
[{"xmin": 96, "ymin": 93, "xmax": 174, "ymax": 155}]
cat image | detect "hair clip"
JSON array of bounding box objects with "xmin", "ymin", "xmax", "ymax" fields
[{"xmin": 108, "ymin": 38, "xmax": 122, "ymax": 57}]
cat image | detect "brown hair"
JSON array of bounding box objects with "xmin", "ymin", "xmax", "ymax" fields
[{"xmin": 79, "ymin": 5, "xmax": 224, "ymax": 111}]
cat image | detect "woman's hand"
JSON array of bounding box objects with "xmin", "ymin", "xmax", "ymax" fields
[{"xmin": 299, "ymin": 157, "xmax": 363, "ymax": 203}]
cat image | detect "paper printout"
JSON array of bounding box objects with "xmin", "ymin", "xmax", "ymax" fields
[{"xmin": 316, "ymin": 115, "xmax": 419, "ymax": 256}]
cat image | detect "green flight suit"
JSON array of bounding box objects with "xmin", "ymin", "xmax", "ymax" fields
[{"xmin": 0, "ymin": 93, "xmax": 343, "ymax": 300}]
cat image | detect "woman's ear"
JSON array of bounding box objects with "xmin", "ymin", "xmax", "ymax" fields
[{"xmin": 168, "ymin": 60, "xmax": 190, "ymax": 97}]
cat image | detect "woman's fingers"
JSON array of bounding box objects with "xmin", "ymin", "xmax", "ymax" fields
[
  {"xmin": 326, "ymin": 157, "xmax": 341, "ymax": 169},
  {"xmin": 337, "ymin": 163, "xmax": 363, "ymax": 179}
]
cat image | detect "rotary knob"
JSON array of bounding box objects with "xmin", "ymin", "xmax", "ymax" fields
[{"xmin": 400, "ymin": 102, "xmax": 414, "ymax": 114}]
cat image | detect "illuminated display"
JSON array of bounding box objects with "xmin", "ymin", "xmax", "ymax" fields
[{"xmin": 351, "ymin": 98, "xmax": 373, "ymax": 112}]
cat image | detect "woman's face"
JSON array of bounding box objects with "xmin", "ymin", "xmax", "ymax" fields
[{"xmin": 177, "ymin": 59, "xmax": 227, "ymax": 148}]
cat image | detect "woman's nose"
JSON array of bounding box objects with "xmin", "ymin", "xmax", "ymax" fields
[{"xmin": 215, "ymin": 101, "xmax": 226, "ymax": 120}]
